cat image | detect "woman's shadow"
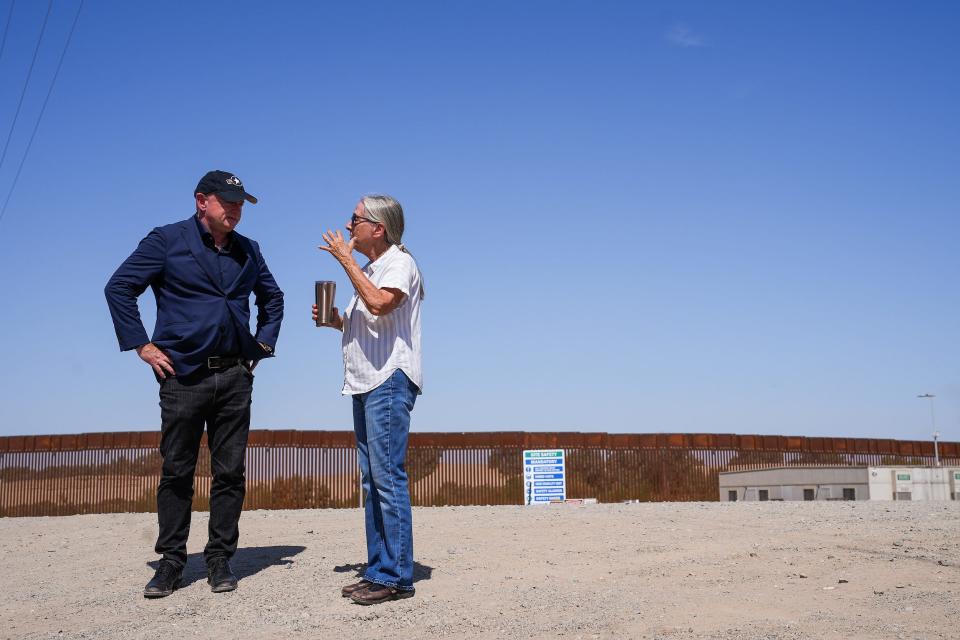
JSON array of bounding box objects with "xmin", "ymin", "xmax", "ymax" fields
[
  {"xmin": 148, "ymin": 545, "xmax": 306, "ymax": 588},
  {"xmin": 333, "ymin": 561, "xmax": 434, "ymax": 584}
]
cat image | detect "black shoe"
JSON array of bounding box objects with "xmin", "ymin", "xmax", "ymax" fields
[
  {"xmin": 144, "ymin": 560, "xmax": 182, "ymax": 599},
  {"xmin": 207, "ymin": 557, "xmax": 238, "ymax": 593}
]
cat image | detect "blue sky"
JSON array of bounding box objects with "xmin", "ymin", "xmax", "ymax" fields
[{"xmin": 0, "ymin": 1, "xmax": 956, "ymax": 441}]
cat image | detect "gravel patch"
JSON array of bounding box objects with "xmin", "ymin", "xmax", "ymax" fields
[{"xmin": 1, "ymin": 501, "xmax": 957, "ymax": 639}]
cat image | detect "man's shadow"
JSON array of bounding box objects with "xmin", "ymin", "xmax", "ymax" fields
[
  {"xmin": 334, "ymin": 561, "xmax": 434, "ymax": 584},
  {"xmin": 148, "ymin": 545, "xmax": 306, "ymax": 588}
]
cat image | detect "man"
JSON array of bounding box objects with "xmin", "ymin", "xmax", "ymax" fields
[{"xmin": 105, "ymin": 170, "xmax": 284, "ymax": 598}]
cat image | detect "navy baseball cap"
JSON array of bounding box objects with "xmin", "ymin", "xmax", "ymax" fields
[{"xmin": 195, "ymin": 170, "xmax": 258, "ymax": 204}]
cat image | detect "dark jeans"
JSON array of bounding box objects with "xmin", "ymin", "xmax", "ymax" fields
[{"xmin": 155, "ymin": 364, "xmax": 253, "ymax": 567}]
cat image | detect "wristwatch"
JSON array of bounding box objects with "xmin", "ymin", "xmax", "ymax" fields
[{"xmin": 259, "ymin": 342, "xmax": 273, "ymax": 354}]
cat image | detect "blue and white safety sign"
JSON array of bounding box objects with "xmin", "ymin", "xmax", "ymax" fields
[{"xmin": 523, "ymin": 449, "xmax": 566, "ymax": 505}]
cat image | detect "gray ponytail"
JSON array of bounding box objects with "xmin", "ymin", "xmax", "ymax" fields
[{"xmin": 361, "ymin": 194, "xmax": 425, "ymax": 299}]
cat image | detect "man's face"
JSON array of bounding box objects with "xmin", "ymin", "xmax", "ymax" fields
[
  {"xmin": 346, "ymin": 201, "xmax": 382, "ymax": 251},
  {"xmin": 196, "ymin": 193, "xmax": 243, "ymax": 235}
]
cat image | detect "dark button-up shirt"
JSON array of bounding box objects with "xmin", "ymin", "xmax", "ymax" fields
[{"xmin": 194, "ymin": 215, "xmax": 248, "ymax": 355}]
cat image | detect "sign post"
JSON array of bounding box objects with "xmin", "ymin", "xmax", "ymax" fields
[{"xmin": 522, "ymin": 449, "xmax": 566, "ymax": 505}]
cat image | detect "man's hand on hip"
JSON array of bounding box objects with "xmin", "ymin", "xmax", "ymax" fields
[{"xmin": 136, "ymin": 343, "xmax": 175, "ymax": 379}]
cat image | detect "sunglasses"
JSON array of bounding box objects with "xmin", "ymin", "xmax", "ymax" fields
[{"xmin": 350, "ymin": 214, "xmax": 379, "ymax": 226}]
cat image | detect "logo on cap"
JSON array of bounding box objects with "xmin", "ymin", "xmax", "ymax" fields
[{"xmin": 226, "ymin": 176, "xmax": 242, "ymax": 186}]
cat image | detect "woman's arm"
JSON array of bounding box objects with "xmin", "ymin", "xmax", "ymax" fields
[{"xmin": 318, "ymin": 231, "xmax": 406, "ymax": 316}]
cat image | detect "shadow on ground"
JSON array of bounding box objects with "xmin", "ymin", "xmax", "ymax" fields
[
  {"xmin": 334, "ymin": 561, "xmax": 434, "ymax": 583},
  {"xmin": 147, "ymin": 545, "xmax": 307, "ymax": 588}
]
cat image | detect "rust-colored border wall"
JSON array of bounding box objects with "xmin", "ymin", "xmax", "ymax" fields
[{"xmin": 1, "ymin": 431, "xmax": 956, "ymax": 517}]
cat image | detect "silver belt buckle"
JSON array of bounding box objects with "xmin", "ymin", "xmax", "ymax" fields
[{"xmin": 207, "ymin": 356, "xmax": 222, "ymax": 369}]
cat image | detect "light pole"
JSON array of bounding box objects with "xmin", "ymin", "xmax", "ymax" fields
[{"xmin": 917, "ymin": 394, "xmax": 939, "ymax": 466}]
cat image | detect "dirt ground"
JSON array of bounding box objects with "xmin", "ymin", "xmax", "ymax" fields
[{"xmin": 1, "ymin": 501, "xmax": 957, "ymax": 640}]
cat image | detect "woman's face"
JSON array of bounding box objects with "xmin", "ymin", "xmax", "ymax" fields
[{"xmin": 346, "ymin": 201, "xmax": 382, "ymax": 250}]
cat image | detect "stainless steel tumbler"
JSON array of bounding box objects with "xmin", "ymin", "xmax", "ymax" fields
[{"xmin": 315, "ymin": 281, "xmax": 336, "ymax": 327}]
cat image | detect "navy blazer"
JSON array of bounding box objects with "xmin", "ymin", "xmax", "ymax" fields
[{"xmin": 105, "ymin": 216, "xmax": 284, "ymax": 376}]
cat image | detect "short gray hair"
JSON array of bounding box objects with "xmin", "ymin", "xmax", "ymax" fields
[{"xmin": 361, "ymin": 194, "xmax": 425, "ymax": 299}]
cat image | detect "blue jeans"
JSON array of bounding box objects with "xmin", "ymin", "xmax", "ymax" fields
[{"xmin": 353, "ymin": 368, "xmax": 418, "ymax": 590}]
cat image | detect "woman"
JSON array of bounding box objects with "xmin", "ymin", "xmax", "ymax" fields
[{"xmin": 314, "ymin": 194, "xmax": 423, "ymax": 605}]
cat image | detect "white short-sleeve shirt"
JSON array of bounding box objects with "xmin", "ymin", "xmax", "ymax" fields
[{"xmin": 341, "ymin": 244, "xmax": 423, "ymax": 395}]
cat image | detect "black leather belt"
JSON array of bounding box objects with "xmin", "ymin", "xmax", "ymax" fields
[{"xmin": 206, "ymin": 356, "xmax": 246, "ymax": 370}]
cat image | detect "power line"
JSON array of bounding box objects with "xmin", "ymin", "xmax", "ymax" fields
[
  {"xmin": 0, "ymin": 0, "xmax": 16, "ymax": 65},
  {"xmin": 0, "ymin": 0, "xmax": 52, "ymax": 173},
  {"xmin": 0, "ymin": 0, "xmax": 83, "ymax": 226}
]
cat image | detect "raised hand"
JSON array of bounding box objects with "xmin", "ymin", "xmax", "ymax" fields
[{"xmin": 318, "ymin": 230, "xmax": 356, "ymax": 266}]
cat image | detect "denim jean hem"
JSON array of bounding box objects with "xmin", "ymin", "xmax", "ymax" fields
[{"xmin": 362, "ymin": 574, "xmax": 414, "ymax": 591}]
